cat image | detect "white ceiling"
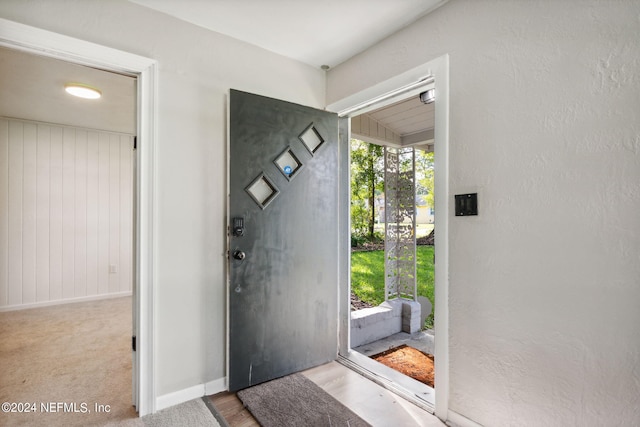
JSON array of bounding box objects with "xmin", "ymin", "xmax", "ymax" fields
[
  {"xmin": 129, "ymin": 0, "xmax": 447, "ymax": 69},
  {"xmin": 0, "ymin": 1, "xmax": 442, "ymax": 138},
  {"xmin": 0, "ymin": 46, "xmax": 136, "ymax": 134},
  {"xmin": 374, "ymin": 97, "xmax": 434, "ymax": 134},
  {"xmin": 367, "ymin": 96, "xmax": 435, "ymax": 139},
  {"xmin": 129, "ymin": 0, "xmax": 440, "ymax": 143}
]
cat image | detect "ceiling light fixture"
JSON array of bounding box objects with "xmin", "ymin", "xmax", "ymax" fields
[{"xmin": 64, "ymin": 83, "xmax": 102, "ymax": 99}]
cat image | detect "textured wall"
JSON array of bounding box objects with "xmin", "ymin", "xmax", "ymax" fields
[
  {"xmin": 329, "ymin": 1, "xmax": 640, "ymax": 425},
  {"xmin": 0, "ymin": 0, "xmax": 326, "ymax": 399}
]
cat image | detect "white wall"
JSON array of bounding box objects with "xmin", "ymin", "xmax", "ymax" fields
[
  {"xmin": 329, "ymin": 1, "xmax": 640, "ymax": 425},
  {"xmin": 0, "ymin": 0, "xmax": 325, "ymax": 401},
  {"xmin": 0, "ymin": 118, "xmax": 133, "ymax": 310}
]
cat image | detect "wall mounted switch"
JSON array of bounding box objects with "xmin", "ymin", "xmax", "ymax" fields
[{"xmin": 455, "ymin": 193, "xmax": 478, "ymax": 216}]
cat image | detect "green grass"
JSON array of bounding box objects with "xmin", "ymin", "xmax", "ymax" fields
[{"xmin": 351, "ymin": 245, "xmax": 435, "ymax": 328}]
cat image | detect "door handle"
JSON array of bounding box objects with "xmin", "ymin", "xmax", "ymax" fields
[{"xmin": 233, "ymin": 250, "xmax": 246, "ymax": 261}]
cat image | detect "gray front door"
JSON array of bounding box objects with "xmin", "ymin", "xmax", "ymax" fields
[{"xmin": 228, "ymin": 90, "xmax": 340, "ymax": 391}]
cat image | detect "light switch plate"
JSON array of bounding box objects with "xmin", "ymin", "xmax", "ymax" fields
[{"xmin": 455, "ymin": 193, "xmax": 478, "ymax": 216}]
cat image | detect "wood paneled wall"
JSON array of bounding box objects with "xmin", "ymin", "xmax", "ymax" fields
[{"xmin": 0, "ymin": 117, "xmax": 134, "ymax": 310}]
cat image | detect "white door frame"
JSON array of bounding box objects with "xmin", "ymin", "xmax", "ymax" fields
[
  {"xmin": 327, "ymin": 54, "xmax": 450, "ymax": 420},
  {"xmin": 0, "ymin": 18, "xmax": 158, "ymax": 416}
]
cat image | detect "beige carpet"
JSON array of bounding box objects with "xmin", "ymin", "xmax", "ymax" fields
[
  {"xmin": 112, "ymin": 398, "xmax": 221, "ymax": 427},
  {"xmin": 0, "ymin": 296, "xmax": 137, "ymax": 426}
]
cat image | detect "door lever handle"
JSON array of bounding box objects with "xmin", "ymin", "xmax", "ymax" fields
[{"xmin": 233, "ymin": 250, "xmax": 246, "ymax": 261}]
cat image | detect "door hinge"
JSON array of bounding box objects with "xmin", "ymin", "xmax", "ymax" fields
[{"xmin": 132, "ymin": 336, "xmax": 137, "ymax": 352}]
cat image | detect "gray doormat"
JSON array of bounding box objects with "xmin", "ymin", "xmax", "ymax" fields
[{"xmin": 237, "ymin": 373, "xmax": 371, "ymax": 427}]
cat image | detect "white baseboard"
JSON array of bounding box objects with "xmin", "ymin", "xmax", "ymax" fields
[
  {"xmin": 0, "ymin": 291, "xmax": 133, "ymax": 312},
  {"xmin": 447, "ymin": 410, "xmax": 483, "ymax": 427},
  {"xmin": 156, "ymin": 384, "xmax": 205, "ymax": 411},
  {"xmin": 156, "ymin": 376, "xmax": 227, "ymax": 412},
  {"xmin": 205, "ymin": 377, "xmax": 227, "ymax": 395}
]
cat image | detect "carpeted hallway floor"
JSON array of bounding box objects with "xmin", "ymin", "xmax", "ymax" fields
[{"xmin": 0, "ymin": 296, "xmax": 137, "ymax": 426}]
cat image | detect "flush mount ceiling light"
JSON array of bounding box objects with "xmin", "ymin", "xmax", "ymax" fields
[{"xmin": 64, "ymin": 83, "xmax": 102, "ymax": 99}]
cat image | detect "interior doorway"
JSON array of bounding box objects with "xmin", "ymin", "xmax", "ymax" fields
[
  {"xmin": 0, "ymin": 18, "xmax": 159, "ymax": 416},
  {"xmin": 0, "ymin": 46, "xmax": 138, "ymax": 423}
]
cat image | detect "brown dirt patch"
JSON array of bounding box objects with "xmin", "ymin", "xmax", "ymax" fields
[
  {"xmin": 350, "ymin": 291, "xmax": 373, "ymax": 311},
  {"xmin": 371, "ymin": 344, "xmax": 434, "ymax": 388}
]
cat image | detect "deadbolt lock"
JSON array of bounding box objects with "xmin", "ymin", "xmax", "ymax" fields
[{"xmin": 232, "ymin": 217, "xmax": 245, "ymax": 237}]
